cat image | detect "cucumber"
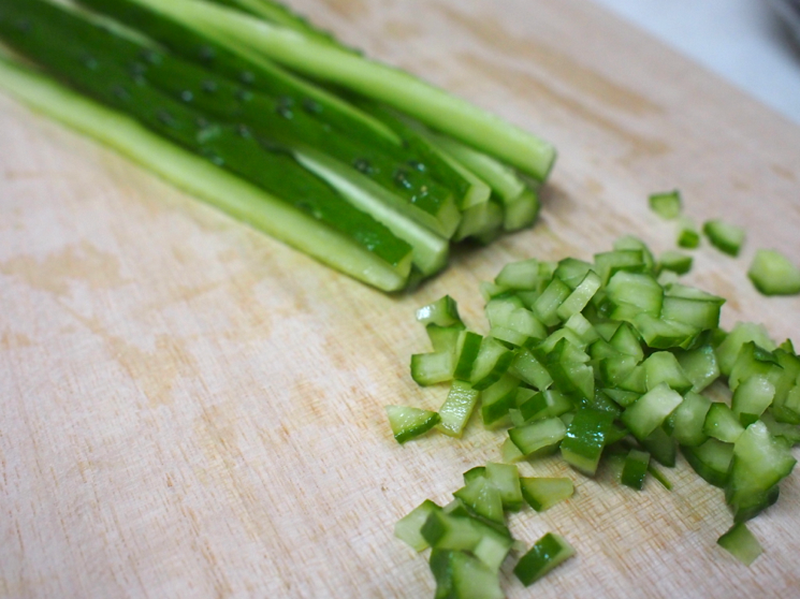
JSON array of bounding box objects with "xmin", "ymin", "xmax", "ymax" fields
[{"xmin": 385, "ymin": 405, "xmax": 440, "ymax": 444}]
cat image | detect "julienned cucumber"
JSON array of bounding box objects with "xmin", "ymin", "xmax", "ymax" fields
[
  {"xmin": 126, "ymin": 0, "xmax": 557, "ymax": 181},
  {"xmin": 0, "ymin": 0, "xmax": 556, "ymax": 291},
  {"xmin": 392, "ymin": 237, "xmax": 799, "ymax": 595},
  {"xmin": 0, "ymin": 55, "xmax": 411, "ymax": 291}
]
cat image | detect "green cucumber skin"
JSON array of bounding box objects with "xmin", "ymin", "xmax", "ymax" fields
[
  {"xmin": 5, "ymin": 0, "xmax": 458, "ymax": 238},
  {"xmin": 0, "ymin": 0, "xmax": 413, "ymax": 270},
  {"xmin": 75, "ymin": 0, "xmax": 396, "ymax": 143}
]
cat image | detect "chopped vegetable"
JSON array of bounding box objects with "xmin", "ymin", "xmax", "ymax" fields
[
  {"xmin": 513, "ymin": 533, "xmax": 575, "ymax": 586},
  {"xmin": 659, "ymin": 250, "xmax": 693, "ymax": 275},
  {"xmin": 520, "ymin": 477, "xmax": 574, "ymax": 511},
  {"xmin": 703, "ymin": 219, "xmax": 746, "ymax": 257},
  {"xmin": 0, "ymin": 0, "xmax": 556, "ymax": 291},
  {"xmin": 747, "ymin": 249, "xmax": 800, "ymax": 296},
  {"xmin": 717, "ymin": 522, "xmax": 763, "ymax": 566},
  {"xmin": 393, "ymin": 236, "xmax": 799, "ymax": 594},
  {"xmin": 648, "ymin": 190, "xmax": 682, "ymax": 219},
  {"xmin": 621, "ymin": 448, "xmax": 651, "ymax": 490},
  {"xmin": 385, "ymin": 405, "xmax": 440, "ymax": 444},
  {"xmin": 677, "ymin": 216, "xmax": 701, "ymax": 249}
]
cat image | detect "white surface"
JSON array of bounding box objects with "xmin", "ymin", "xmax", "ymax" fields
[{"xmin": 591, "ymin": 0, "xmax": 800, "ymax": 125}]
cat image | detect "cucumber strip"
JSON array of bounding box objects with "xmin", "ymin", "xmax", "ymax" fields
[
  {"xmin": 395, "ymin": 499, "xmax": 441, "ymax": 552},
  {"xmin": 204, "ymin": 0, "xmax": 346, "ymax": 51},
  {"xmin": 427, "ymin": 132, "xmax": 527, "ymax": 204},
  {"xmin": 294, "ymin": 151, "xmax": 449, "ymax": 275},
  {"xmin": 423, "ymin": 130, "xmax": 542, "ymax": 231},
  {"xmin": 76, "ymin": 0, "xmax": 400, "ymax": 144},
  {"xmin": 385, "ymin": 405, "xmax": 441, "ymax": 444},
  {"xmin": 717, "ymin": 522, "xmax": 763, "ymax": 566},
  {"xmin": 0, "ymin": 54, "xmax": 413, "ymax": 290},
  {"xmin": 648, "ymin": 189, "xmax": 682, "ymax": 220},
  {"xmin": 703, "ymin": 219, "xmax": 746, "ymax": 257},
  {"xmin": 134, "ymin": 0, "xmax": 557, "ymax": 180},
  {"xmin": 0, "ymin": 2, "xmax": 416, "ymax": 277},
  {"xmin": 747, "ymin": 249, "xmax": 800, "ymax": 296},
  {"xmin": 513, "ymin": 533, "xmax": 575, "ymax": 587}
]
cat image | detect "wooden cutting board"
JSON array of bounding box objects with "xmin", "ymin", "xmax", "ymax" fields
[{"xmin": 2, "ymin": 0, "xmax": 799, "ymax": 597}]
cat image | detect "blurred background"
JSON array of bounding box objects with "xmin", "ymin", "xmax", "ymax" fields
[{"xmin": 591, "ymin": 0, "xmax": 800, "ymax": 125}]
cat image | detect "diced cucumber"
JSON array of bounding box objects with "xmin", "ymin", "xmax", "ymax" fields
[
  {"xmin": 703, "ymin": 402, "xmax": 745, "ymax": 443},
  {"xmin": 470, "ymin": 337, "xmax": 515, "ymax": 391},
  {"xmin": 621, "ymin": 382, "xmax": 683, "ymax": 441},
  {"xmin": 675, "ymin": 344, "xmax": 720, "ymax": 392},
  {"xmin": 395, "ymin": 499, "xmax": 441, "ymax": 551},
  {"xmin": 485, "ymin": 462, "xmax": 524, "ymax": 512},
  {"xmin": 747, "ymin": 249, "xmax": 800, "ymax": 296},
  {"xmin": 703, "ymin": 219, "xmax": 745, "ymax": 257},
  {"xmin": 386, "ymin": 405, "xmax": 440, "ymax": 444},
  {"xmin": 417, "ymin": 295, "xmax": 463, "ymax": 327},
  {"xmin": 731, "ymin": 375, "xmax": 776, "ymax": 425},
  {"xmin": 643, "ymin": 351, "xmax": 693, "ymax": 394},
  {"xmin": 681, "ymin": 438, "xmax": 734, "ymax": 488},
  {"xmin": 480, "ymin": 375, "xmax": 519, "ymax": 427},
  {"xmin": 658, "ymin": 250, "xmax": 693, "ymax": 275},
  {"xmin": 411, "ymin": 351, "xmax": 454, "ymax": 386},
  {"xmin": 715, "ymin": 322, "xmax": 776, "ymax": 377},
  {"xmin": 676, "ymin": 216, "xmax": 700, "ymax": 249},
  {"xmin": 508, "ymin": 418, "xmax": 567, "ymax": 458},
  {"xmin": 513, "ymin": 533, "xmax": 575, "ymax": 586},
  {"xmin": 453, "ymin": 476, "xmax": 505, "ymax": 525},
  {"xmin": 717, "ymin": 522, "xmax": 763, "ymax": 566},
  {"xmin": 621, "ymin": 448, "xmax": 650, "ymax": 490},
  {"xmin": 726, "ymin": 421, "xmax": 796, "ymax": 522},
  {"xmin": 668, "ymin": 391, "xmax": 712, "ymax": 447},
  {"xmin": 438, "ymin": 380, "xmax": 480, "ymax": 438},
  {"xmin": 560, "ymin": 407, "xmax": 615, "ymax": 476},
  {"xmin": 648, "ymin": 189, "xmax": 682, "ymax": 219},
  {"xmin": 429, "ymin": 549, "xmax": 504, "ymax": 599},
  {"xmin": 519, "ymin": 477, "xmax": 574, "ymax": 511}
]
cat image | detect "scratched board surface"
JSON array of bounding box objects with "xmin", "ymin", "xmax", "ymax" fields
[{"xmin": 2, "ymin": 0, "xmax": 800, "ymax": 597}]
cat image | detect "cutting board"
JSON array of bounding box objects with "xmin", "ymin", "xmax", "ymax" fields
[{"xmin": 2, "ymin": 0, "xmax": 800, "ymax": 597}]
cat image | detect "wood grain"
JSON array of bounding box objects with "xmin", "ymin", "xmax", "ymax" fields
[{"xmin": 1, "ymin": 0, "xmax": 799, "ymax": 597}]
